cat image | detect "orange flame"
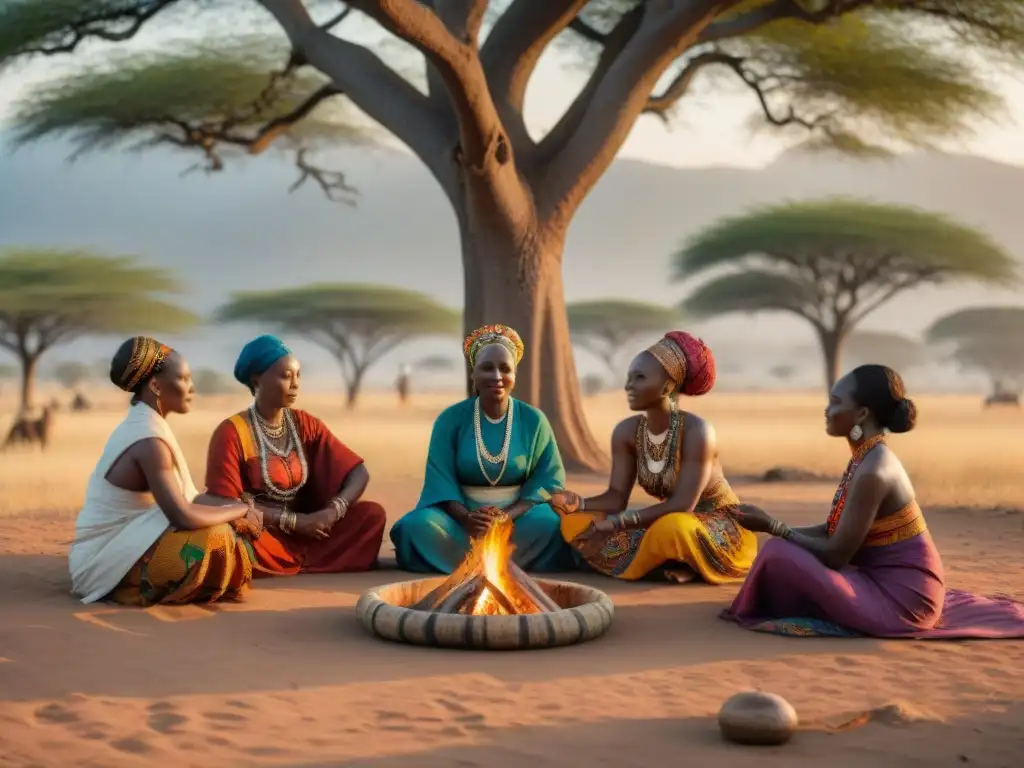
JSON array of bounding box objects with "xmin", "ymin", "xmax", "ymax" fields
[{"xmin": 466, "ymin": 517, "xmax": 529, "ymax": 615}]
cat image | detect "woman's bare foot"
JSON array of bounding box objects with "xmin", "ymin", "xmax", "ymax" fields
[{"xmin": 663, "ymin": 568, "xmax": 696, "ymax": 584}]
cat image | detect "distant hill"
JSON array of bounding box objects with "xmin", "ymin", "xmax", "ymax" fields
[{"xmin": 1, "ymin": 137, "xmax": 1021, "ymax": 390}]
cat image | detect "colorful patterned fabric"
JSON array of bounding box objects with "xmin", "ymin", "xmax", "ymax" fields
[
  {"xmin": 391, "ymin": 397, "xmax": 575, "ymax": 574},
  {"xmin": 826, "ymin": 433, "xmax": 886, "ymax": 535},
  {"xmin": 646, "ymin": 331, "xmax": 716, "ymax": 397},
  {"xmin": 109, "ymin": 523, "xmax": 254, "ymax": 606},
  {"xmin": 205, "ymin": 408, "xmax": 385, "ymax": 574},
  {"xmin": 463, "ymin": 324, "xmax": 525, "ymax": 368},
  {"xmin": 746, "ymin": 617, "xmax": 863, "ymax": 638},
  {"xmin": 113, "ymin": 336, "xmax": 171, "ymax": 392}
]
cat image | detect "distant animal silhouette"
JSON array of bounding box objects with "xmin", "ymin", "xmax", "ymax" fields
[
  {"xmin": 984, "ymin": 391, "xmax": 1020, "ymax": 408},
  {"xmin": 3, "ymin": 405, "xmax": 54, "ymax": 451}
]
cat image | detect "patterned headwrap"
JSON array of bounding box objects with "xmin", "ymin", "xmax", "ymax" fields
[
  {"xmin": 114, "ymin": 336, "xmax": 172, "ymax": 393},
  {"xmin": 233, "ymin": 334, "xmax": 292, "ymax": 386},
  {"xmin": 463, "ymin": 324, "xmax": 525, "ymax": 368},
  {"xmin": 646, "ymin": 331, "xmax": 717, "ymax": 397}
]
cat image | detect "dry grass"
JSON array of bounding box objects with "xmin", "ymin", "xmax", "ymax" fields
[{"xmin": 1, "ymin": 389, "xmax": 1021, "ymax": 519}]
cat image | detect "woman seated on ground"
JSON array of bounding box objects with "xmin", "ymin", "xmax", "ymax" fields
[
  {"xmin": 69, "ymin": 337, "xmax": 262, "ymax": 606},
  {"xmin": 722, "ymin": 364, "xmax": 1024, "ymax": 638},
  {"xmin": 551, "ymin": 331, "xmax": 756, "ymax": 584},
  {"xmin": 202, "ymin": 335, "xmax": 386, "ymax": 575},
  {"xmin": 390, "ymin": 324, "xmax": 576, "ymax": 574}
]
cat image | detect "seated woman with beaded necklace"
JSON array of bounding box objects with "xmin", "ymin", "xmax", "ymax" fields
[
  {"xmin": 201, "ymin": 335, "xmax": 387, "ymax": 575},
  {"xmin": 389, "ymin": 324, "xmax": 576, "ymax": 574},
  {"xmin": 552, "ymin": 331, "xmax": 757, "ymax": 584}
]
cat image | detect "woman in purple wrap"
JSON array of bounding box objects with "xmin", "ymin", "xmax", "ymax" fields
[{"xmin": 722, "ymin": 364, "xmax": 1024, "ymax": 639}]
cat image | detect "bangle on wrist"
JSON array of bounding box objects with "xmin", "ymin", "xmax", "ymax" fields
[
  {"xmin": 329, "ymin": 497, "xmax": 348, "ymax": 522},
  {"xmin": 578, "ymin": 496, "xmax": 586, "ymax": 512}
]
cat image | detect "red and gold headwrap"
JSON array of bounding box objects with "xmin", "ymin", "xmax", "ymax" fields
[
  {"xmin": 463, "ymin": 324, "xmax": 525, "ymax": 368},
  {"xmin": 646, "ymin": 331, "xmax": 717, "ymax": 397},
  {"xmin": 118, "ymin": 336, "xmax": 171, "ymax": 392}
]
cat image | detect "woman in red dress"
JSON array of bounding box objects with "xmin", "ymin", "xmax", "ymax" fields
[{"xmin": 202, "ymin": 335, "xmax": 386, "ymax": 575}]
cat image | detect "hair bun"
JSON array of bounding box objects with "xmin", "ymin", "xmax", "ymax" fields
[{"xmin": 888, "ymin": 397, "xmax": 917, "ymax": 433}]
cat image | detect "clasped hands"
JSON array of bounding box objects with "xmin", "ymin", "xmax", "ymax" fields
[
  {"xmin": 459, "ymin": 505, "xmax": 509, "ymax": 538},
  {"xmin": 232, "ymin": 499, "xmax": 345, "ymax": 541}
]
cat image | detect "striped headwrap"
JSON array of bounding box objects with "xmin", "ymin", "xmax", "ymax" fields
[
  {"xmin": 646, "ymin": 331, "xmax": 717, "ymax": 397},
  {"xmin": 115, "ymin": 336, "xmax": 172, "ymax": 393},
  {"xmin": 463, "ymin": 324, "xmax": 525, "ymax": 368}
]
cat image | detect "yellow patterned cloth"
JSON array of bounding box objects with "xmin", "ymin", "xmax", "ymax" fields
[
  {"xmin": 109, "ymin": 524, "xmax": 255, "ymax": 606},
  {"xmin": 560, "ymin": 479, "xmax": 757, "ymax": 583}
]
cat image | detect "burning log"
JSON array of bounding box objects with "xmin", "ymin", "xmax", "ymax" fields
[
  {"xmin": 436, "ymin": 574, "xmax": 484, "ymax": 614},
  {"xmin": 407, "ymin": 517, "xmax": 564, "ymax": 616},
  {"xmin": 508, "ymin": 562, "xmax": 561, "ymax": 613}
]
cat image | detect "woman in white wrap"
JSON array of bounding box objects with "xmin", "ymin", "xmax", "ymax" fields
[{"xmin": 69, "ymin": 336, "xmax": 263, "ymax": 605}]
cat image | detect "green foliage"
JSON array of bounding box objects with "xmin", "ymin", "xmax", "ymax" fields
[
  {"xmin": 926, "ymin": 306, "xmax": 1024, "ymax": 381},
  {"xmin": 569, "ymin": 1, "xmax": 1024, "ymax": 154},
  {"xmin": 8, "ymin": 36, "xmax": 370, "ymax": 161},
  {"xmin": 567, "ymin": 299, "xmax": 681, "ymax": 372},
  {"xmin": 52, "ymin": 360, "xmax": 90, "ymax": 389},
  {"xmin": 675, "ymin": 198, "xmax": 1015, "ymax": 387},
  {"xmin": 216, "ymin": 283, "xmax": 460, "ymax": 405},
  {"xmin": 192, "ymin": 367, "xmax": 234, "ymax": 395},
  {"xmin": 0, "ymin": 248, "xmax": 198, "ymax": 356},
  {"xmin": 841, "ymin": 330, "xmax": 929, "ymax": 369}
]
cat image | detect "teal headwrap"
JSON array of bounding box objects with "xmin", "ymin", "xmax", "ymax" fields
[{"xmin": 234, "ymin": 334, "xmax": 291, "ymax": 389}]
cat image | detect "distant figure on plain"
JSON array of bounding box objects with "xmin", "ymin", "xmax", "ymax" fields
[{"xmin": 396, "ymin": 364, "xmax": 411, "ymax": 406}]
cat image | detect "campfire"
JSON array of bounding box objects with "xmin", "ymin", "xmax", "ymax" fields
[{"xmin": 411, "ymin": 517, "xmax": 561, "ymax": 615}]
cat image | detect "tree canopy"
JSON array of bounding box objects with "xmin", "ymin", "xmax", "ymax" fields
[
  {"xmin": 52, "ymin": 360, "xmax": 91, "ymax": 390},
  {"xmin": 674, "ymin": 198, "xmax": 1015, "ymax": 388},
  {"xmin": 567, "ymin": 299, "xmax": 681, "ymax": 375},
  {"xmin": 216, "ymin": 283, "xmax": 460, "ymax": 406},
  {"xmin": 0, "ymin": 248, "xmax": 199, "ymax": 411},
  {"xmin": 926, "ymin": 306, "xmax": 1024, "ymax": 389},
  {"xmin": 5, "ymin": 0, "xmax": 1024, "ymax": 471}
]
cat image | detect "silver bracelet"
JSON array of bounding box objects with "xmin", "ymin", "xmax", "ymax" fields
[
  {"xmin": 769, "ymin": 518, "xmax": 794, "ymax": 539},
  {"xmin": 579, "ymin": 496, "xmax": 586, "ymax": 512}
]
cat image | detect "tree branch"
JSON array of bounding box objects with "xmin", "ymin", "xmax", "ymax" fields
[
  {"xmin": 540, "ymin": 1, "xmax": 740, "ymax": 225},
  {"xmin": 481, "ymin": 1, "xmax": 590, "ymax": 118},
  {"xmin": 535, "ymin": 5, "xmax": 646, "ymax": 166},
  {"xmin": 8, "ymin": 0, "xmax": 181, "ymax": 56},
  {"xmin": 699, "ymin": 0, "xmax": 873, "ymax": 43},
  {"xmin": 643, "ymin": 49, "xmax": 737, "ymax": 121},
  {"xmin": 256, "ymin": 0, "xmax": 457, "ymax": 194}
]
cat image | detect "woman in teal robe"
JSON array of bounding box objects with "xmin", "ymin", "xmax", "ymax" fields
[{"xmin": 390, "ymin": 324, "xmax": 576, "ymax": 574}]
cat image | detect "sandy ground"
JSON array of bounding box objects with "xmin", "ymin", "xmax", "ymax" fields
[{"xmin": 1, "ymin": 391, "xmax": 1022, "ymax": 766}]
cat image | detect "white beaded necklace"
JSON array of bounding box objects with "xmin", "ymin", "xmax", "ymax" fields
[
  {"xmin": 474, "ymin": 397, "xmax": 514, "ymax": 487},
  {"xmin": 248, "ymin": 404, "xmax": 308, "ymax": 502}
]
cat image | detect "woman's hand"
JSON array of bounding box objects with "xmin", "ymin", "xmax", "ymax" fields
[
  {"xmin": 730, "ymin": 503, "xmax": 776, "ymax": 534},
  {"xmin": 230, "ymin": 505, "xmax": 264, "ymax": 539},
  {"xmin": 465, "ymin": 505, "xmax": 504, "ymax": 538},
  {"xmin": 549, "ymin": 490, "xmax": 583, "ymax": 516},
  {"xmin": 293, "ymin": 509, "xmax": 335, "ymax": 540},
  {"xmin": 571, "ymin": 517, "xmax": 618, "ymax": 559}
]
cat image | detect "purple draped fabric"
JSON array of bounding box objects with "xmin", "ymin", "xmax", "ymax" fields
[{"xmin": 721, "ymin": 533, "xmax": 1024, "ymax": 639}]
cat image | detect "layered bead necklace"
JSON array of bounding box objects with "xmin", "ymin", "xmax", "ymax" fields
[
  {"xmin": 635, "ymin": 410, "xmax": 683, "ymax": 499},
  {"xmin": 473, "ymin": 397, "xmax": 514, "ymax": 487},
  {"xmin": 248, "ymin": 404, "xmax": 308, "ymax": 502}
]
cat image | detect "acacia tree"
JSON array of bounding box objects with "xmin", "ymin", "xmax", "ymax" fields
[
  {"xmin": 927, "ymin": 307, "xmax": 1024, "ymax": 392},
  {"xmin": 0, "ymin": 249, "xmax": 198, "ymax": 413},
  {"xmin": 567, "ymin": 299, "xmax": 681, "ymax": 376},
  {"xmin": 216, "ymin": 283, "xmax": 459, "ymax": 407},
  {"xmin": 674, "ymin": 199, "xmax": 1015, "ymax": 389},
  {"xmin": 52, "ymin": 360, "xmax": 91, "ymax": 390},
  {"xmin": 4, "ymin": 1, "xmax": 1024, "ymax": 469}
]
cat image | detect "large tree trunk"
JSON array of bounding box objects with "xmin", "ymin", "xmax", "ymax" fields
[
  {"xmin": 816, "ymin": 326, "xmax": 844, "ymax": 391},
  {"xmin": 344, "ymin": 366, "xmax": 366, "ymax": 410},
  {"xmin": 17, "ymin": 351, "xmax": 37, "ymax": 415},
  {"xmin": 459, "ymin": 221, "xmax": 609, "ymax": 474}
]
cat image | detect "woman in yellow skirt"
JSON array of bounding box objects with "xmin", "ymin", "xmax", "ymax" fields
[{"xmin": 551, "ymin": 331, "xmax": 756, "ymax": 584}]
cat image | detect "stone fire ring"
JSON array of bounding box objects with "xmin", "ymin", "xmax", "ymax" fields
[{"xmin": 355, "ymin": 577, "xmax": 615, "ymax": 650}]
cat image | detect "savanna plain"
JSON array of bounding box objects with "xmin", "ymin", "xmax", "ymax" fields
[{"xmin": 1, "ymin": 390, "xmax": 1021, "ymax": 767}]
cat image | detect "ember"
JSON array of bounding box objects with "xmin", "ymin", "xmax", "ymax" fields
[{"xmin": 411, "ymin": 516, "xmax": 561, "ymax": 615}]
